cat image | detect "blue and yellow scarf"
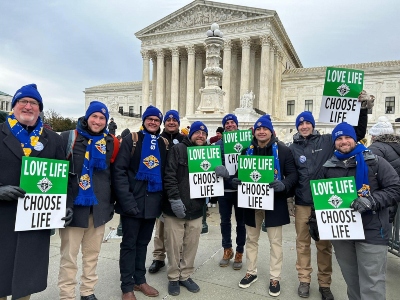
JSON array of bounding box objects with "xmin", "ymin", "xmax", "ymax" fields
[{"xmin": 6, "ymin": 112, "xmax": 43, "ymax": 156}]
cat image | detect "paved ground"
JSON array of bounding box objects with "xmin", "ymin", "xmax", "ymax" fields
[{"xmin": 31, "ymin": 207, "xmax": 400, "ymax": 300}]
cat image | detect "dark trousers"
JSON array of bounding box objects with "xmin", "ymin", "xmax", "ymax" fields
[
  {"xmin": 218, "ymin": 191, "xmax": 246, "ymax": 253},
  {"xmin": 119, "ymin": 216, "xmax": 156, "ymax": 293}
]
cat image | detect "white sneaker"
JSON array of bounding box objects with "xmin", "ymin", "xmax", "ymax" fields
[
  {"xmin": 207, "ymin": 203, "xmax": 211, "ymax": 208},
  {"xmin": 212, "ymin": 204, "xmax": 217, "ymax": 208}
]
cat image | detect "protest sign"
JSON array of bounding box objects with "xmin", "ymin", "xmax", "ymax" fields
[
  {"xmin": 223, "ymin": 129, "xmax": 253, "ymax": 175},
  {"xmin": 319, "ymin": 67, "xmax": 364, "ymax": 125},
  {"xmin": 310, "ymin": 176, "xmax": 364, "ymax": 240},
  {"xmin": 188, "ymin": 146, "xmax": 224, "ymax": 198},
  {"xmin": 15, "ymin": 157, "xmax": 69, "ymax": 231},
  {"xmin": 237, "ymin": 155, "xmax": 274, "ymax": 210}
]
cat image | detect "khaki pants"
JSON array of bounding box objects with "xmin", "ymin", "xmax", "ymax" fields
[
  {"xmin": 152, "ymin": 218, "xmax": 166, "ymax": 261},
  {"xmin": 58, "ymin": 215, "xmax": 105, "ymax": 300},
  {"xmin": 295, "ymin": 205, "xmax": 332, "ymax": 286},
  {"xmin": 163, "ymin": 214, "xmax": 202, "ymax": 281},
  {"xmin": 0, "ymin": 296, "xmax": 30, "ymax": 300},
  {"xmin": 245, "ymin": 209, "xmax": 283, "ymax": 281}
]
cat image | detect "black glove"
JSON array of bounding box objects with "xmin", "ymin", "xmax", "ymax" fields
[
  {"xmin": 215, "ymin": 165, "xmax": 230, "ymax": 179},
  {"xmin": 169, "ymin": 199, "xmax": 186, "ymax": 218},
  {"xmin": 231, "ymin": 178, "xmax": 242, "ymax": 190},
  {"xmin": 0, "ymin": 185, "xmax": 26, "ymax": 201},
  {"xmin": 350, "ymin": 196, "xmax": 377, "ymax": 214},
  {"xmin": 62, "ymin": 208, "xmax": 74, "ymax": 227},
  {"xmin": 269, "ymin": 180, "xmax": 286, "ymax": 192},
  {"xmin": 307, "ymin": 209, "xmax": 320, "ymax": 242},
  {"xmin": 125, "ymin": 205, "xmax": 140, "ymax": 216}
]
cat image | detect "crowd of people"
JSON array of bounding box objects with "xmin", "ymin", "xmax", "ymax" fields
[{"xmin": 0, "ymin": 84, "xmax": 399, "ymax": 300}]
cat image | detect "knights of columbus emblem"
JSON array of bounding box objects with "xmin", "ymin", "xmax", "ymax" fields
[
  {"xmin": 328, "ymin": 195, "xmax": 343, "ymax": 209},
  {"xmin": 143, "ymin": 155, "xmax": 159, "ymax": 169},
  {"xmin": 95, "ymin": 139, "xmax": 107, "ymax": 154},
  {"xmin": 337, "ymin": 83, "xmax": 350, "ymax": 97},
  {"xmin": 37, "ymin": 177, "xmax": 52, "ymax": 193},
  {"xmin": 250, "ymin": 170, "xmax": 262, "ymax": 182},
  {"xmin": 79, "ymin": 174, "xmax": 91, "ymax": 190},
  {"xmin": 233, "ymin": 142, "xmax": 243, "ymax": 153},
  {"xmin": 358, "ymin": 184, "xmax": 370, "ymax": 197},
  {"xmin": 200, "ymin": 160, "xmax": 211, "ymax": 171}
]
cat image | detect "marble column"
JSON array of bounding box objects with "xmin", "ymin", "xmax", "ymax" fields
[
  {"xmin": 194, "ymin": 51, "xmax": 203, "ymax": 110},
  {"xmin": 141, "ymin": 50, "xmax": 150, "ymax": 109},
  {"xmin": 179, "ymin": 55, "xmax": 187, "ymax": 116},
  {"xmin": 274, "ymin": 51, "xmax": 283, "ymax": 118},
  {"xmin": 165, "ymin": 55, "xmax": 172, "ymax": 112},
  {"xmin": 268, "ymin": 41, "xmax": 275, "ymax": 114},
  {"xmin": 271, "ymin": 47, "xmax": 279, "ymax": 116},
  {"xmin": 222, "ymin": 39, "xmax": 232, "ymax": 113},
  {"xmin": 230, "ymin": 45, "xmax": 238, "ymax": 112},
  {"xmin": 240, "ymin": 37, "xmax": 251, "ymax": 98},
  {"xmin": 186, "ymin": 45, "xmax": 196, "ymax": 116},
  {"xmin": 259, "ymin": 35, "xmax": 270, "ymax": 113},
  {"xmin": 156, "ymin": 49, "xmax": 165, "ymax": 112},
  {"xmin": 254, "ymin": 51, "xmax": 261, "ymax": 109},
  {"xmin": 170, "ymin": 47, "xmax": 180, "ymax": 110},
  {"xmin": 249, "ymin": 45, "xmax": 256, "ymax": 93},
  {"xmin": 151, "ymin": 55, "xmax": 157, "ymax": 106}
]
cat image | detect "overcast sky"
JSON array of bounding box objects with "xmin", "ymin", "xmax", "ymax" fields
[{"xmin": 1, "ymin": 0, "xmax": 399, "ymax": 118}]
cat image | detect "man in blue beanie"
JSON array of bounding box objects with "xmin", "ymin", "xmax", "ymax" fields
[
  {"xmin": 289, "ymin": 92, "xmax": 374, "ymax": 299},
  {"xmin": 0, "ymin": 84, "xmax": 67, "ymax": 300},
  {"xmin": 58, "ymin": 100, "xmax": 118, "ymax": 300},
  {"xmin": 163, "ymin": 121, "xmax": 209, "ymax": 296},
  {"xmin": 235, "ymin": 115, "xmax": 297, "ymax": 297},
  {"xmin": 113, "ymin": 105, "xmax": 168, "ymax": 300},
  {"xmin": 149, "ymin": 109, "xmax": 185, "ymax": 275},
  {"xmin": 320, "ymin": 122, "xmax": 400, "ymax": 300}
]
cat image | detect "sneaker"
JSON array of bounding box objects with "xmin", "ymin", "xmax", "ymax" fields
[
  {"xmin": 207, "ymin": 202, "xmax": 212, "ymax": 208},
  {"xmin": 269, "ymin": 280, "xmax": 281, "ymax": 297},
  {"xmin": 298, "ymin": 282, "xmax": 310, "ymax": 298},
  {"xmin": 238, "ymin": 273, "xmax": 258, "ymax": 288},
  {"xmin": 81, "ymin": 295, "xmax": 98, "ymax": 300},
  {"xmin": 168, "ymin": 281, "xmax": 180, "ymax": 296},
  {"xmin": 212, "ymin": 203, "xmax": 217, "ymax": 208},
  {"xmin": 219, "ymin": 248, "xmax": 234, "ymax": 267},
  {"xmin": 179, "ymin": 278, "xmax": 200, "ymax": 293},
  {"xmin": 232, "ymin": 251, "xmax": 243, "ymax": 270},
  {"xmin": 319, "ymin": 287, "xmax": 334, "ymax": 300}
]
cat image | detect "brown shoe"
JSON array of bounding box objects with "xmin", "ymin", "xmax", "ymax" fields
[
  {"xmin": 122, "ymin": 291, "xmax": 137, "ymax": 300},
  {"xmin": 219, "ymin": 248, "xmax": 234, "ymax": 267},
  {"xmin": 133, "ymin": 283, "xmax": 159, "ymax": 297},
  {"xmin": 233, "ymin": 251, "xmax": 243, "ymax": 270}
]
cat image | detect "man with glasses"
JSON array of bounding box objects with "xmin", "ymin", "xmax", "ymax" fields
[
  {"xmin": 113, "ymin": 105, "xmax": 168, "ymax": 300},
  {"xmin": 149, "ymin": 110, "xmax": 184, "ymax": 275},
  {"xmin": 0, "ymin": 84, "xmax": 67, "ymax": 300}
]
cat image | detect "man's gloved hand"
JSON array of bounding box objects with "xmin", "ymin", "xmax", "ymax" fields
[
  {"xmin": 169, "ymin": 199, "xmax": 186, "ymax": 218},
  {"xmin": 214, "ymin": 165, "xmax": 230, "ymax": 179},
  {"xmin": 359, "ymin": 90, "xmax": 375, "ymax": 110},
  {"xmin": 62, "ymin": 208, "xmax": 74, "ymax": 227},
  {"xmin": 125, "ymin": 204, "xmax": 140, "ymax": 216},
  {"xmin": 269, "ymin": 180, "xmax": 286, "ymax": 192},
  {"xmin": 350, "ymin": 196, "xmax": 377, "ymax": 214},
  {"xmin": 307, "ymin": 209, "xmax": 320, "ymax": 242},
  {"xmin": 231, "ymin": 178, "xmax": 242, "ymax": 190},
  {"xmin": 287, "ymin": 197, "xmax": 295, "ymax": 217},
  {"xmin": 0, "ymin": 185, "xmax": 26, "ymax": 201}
]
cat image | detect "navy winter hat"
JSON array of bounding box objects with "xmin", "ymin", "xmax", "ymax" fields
[
  {"xmin": 85, "ymin": 100, "xmax": 109, "ymax": 123},
  {"xmin": 331, "ymin": 122, "xmax": 357, "ymax": 143},
  {"xmin": 142, "ymin": 105, "xmax": 163, "ymax": 122},
  {"xmin": 163, "ymin": 110, "xmax": 180, "ymax": 124},
  {"xmin": 12, "ymin": 83, "xmax": 43, "ymax": 112},
  {"xmin": 296, "ymin": 111, "xmax": 315, "ymax": 129},
  {"xmin": 254, "ymin": 115, "xmax": 274, "ymax": 133},
  {"xmin": 189, "ymin": 121, "xmax": 208, "ymax": 139},
  {"xmin": 216, "ymin": 127, "xmax": 224, "ymax": 134},
  {"xmin": 222, "ymin": 113, "xmax": 238, "ymax": 128}
]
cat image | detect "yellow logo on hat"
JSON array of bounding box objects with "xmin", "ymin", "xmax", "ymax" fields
[{"xmin": 143, "ymin": 155, "xmax": 159, "ymax": 169}]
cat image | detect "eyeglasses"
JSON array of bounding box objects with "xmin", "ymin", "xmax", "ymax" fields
[
  {"xmin": 17, "ymin": 99, "xmax": 39, "ymax": 107},
  {"xmin": 146, "ymin": 117, "xmax": 161, "ymax": 124}
]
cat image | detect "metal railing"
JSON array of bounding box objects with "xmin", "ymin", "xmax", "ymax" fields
[{"xmin": 388, "ymin": 207, "xmax": 400, "ymax": 256}]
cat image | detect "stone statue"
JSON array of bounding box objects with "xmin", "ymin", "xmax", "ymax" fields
[{"xmin": 240, "ymin": 91, "xmax": 255, "ymax": 108}]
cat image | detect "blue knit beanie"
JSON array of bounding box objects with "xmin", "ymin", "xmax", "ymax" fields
[
  {"xmin": 85, "ymin": 101, "xmax": 109, "ymax": 123},
  {"xmin": 254, "ymin": 115, "xmax": 274, "ymax": 133},
  {"xmin": 142, "ymin": 105, "xmax": 163, "ymax": 122},
  {"xmin": 189, "ymin": 121, "xmax": 208, "ymax": 139},
  {"xmin": 222, "ymin": 113, "xmax": 238, "ymax": 128},
  {"xmin": 163, "ymin": 109, "xmax": 180, "ymax": 124},
  {"xmin": 296, "ymin": 111, "xmax": 315, "ymax": 129},
  {"xmin": 12, "ymin": 83, "xmax": 43, "ymax": 112},
  {"xmin": 331, "ymin": 122, "xmax": 357, "ymax": 143}
]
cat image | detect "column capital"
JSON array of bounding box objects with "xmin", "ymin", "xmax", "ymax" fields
[
  {"xmin": 240, "ymin": 37, "xmax": 251, "ymax": 48},
  {"xmin": 224, "ymin": 39, "xmax": 232, "ymax": 50},
  {"xmin": 156, "ymin": 48, "xmax": 164, "ymax": 58},
  {"xmin": 140, "ymin": 49, "xmax": 150, "ymax": 59},
  {"xmin": 277, "ymin": 51, "xmax": 284, "ymax": 61},
  {"xmin": 260, "ymin": 34, "xmax": 272, "ymax": 46},
  {"xmin": 170, "ymin": 47, "xmax": 180, "ymax": 57},
  {"xmin": 186, "ymin": 44, "xmax": 196, "ymax": 55}
]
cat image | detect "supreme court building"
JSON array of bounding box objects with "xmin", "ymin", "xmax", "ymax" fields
[{"xmin": 85, "ymin": 0, "xmax": 400, "ymax": 137}]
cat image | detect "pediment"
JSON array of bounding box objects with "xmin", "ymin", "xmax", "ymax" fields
[{"xmin": 135, "ymin": 0, "xmax": 274, "ymax": 37}]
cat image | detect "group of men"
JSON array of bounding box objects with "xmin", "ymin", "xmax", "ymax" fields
[{"xmin": 1, "ymin": 84, "xmax": 398, "ymax": 300}]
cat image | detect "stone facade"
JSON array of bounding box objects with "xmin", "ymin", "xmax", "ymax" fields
[{"xmin": 0, "ymin": 91, "xmax": 12, "ymax": 112}]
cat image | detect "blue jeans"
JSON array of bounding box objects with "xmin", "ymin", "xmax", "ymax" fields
[{"xmin": 218, "ymin": 191, "xmax": 246, "ymax": 253}]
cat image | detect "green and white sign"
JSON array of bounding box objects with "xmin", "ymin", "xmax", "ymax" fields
[
  {"xmin": 237, "ymin": 155, "xmax": 275, "ymax": 210},
  {"xmin": 223, "ymin": 130, "xmax": 253, "ymax": 175},
  {"xmin": 319, "ymin": 67, "xmax": 364, "ymax": 126},
  {"xmin": 15, "ymin": 157, "xmax": 69, "ymax": 231},
  {"xmin": 310, "ymin": 176, "xmax": 364, "ymax": 240},
  {"xmin": 188, "ymin": 146, "xmax": 224, "ymax": 198}
]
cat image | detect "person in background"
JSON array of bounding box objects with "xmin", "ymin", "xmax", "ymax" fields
[
  {"xmin": 208, "ymin": 127, "xmax": 224, "ymax": 144},
  {"xmin": 181, "ymin": 126, "xmax": 190, "ymax": 136},
  {"xmin": 108, "ymin": 117, "xmax": 117, "ymax": 135}
]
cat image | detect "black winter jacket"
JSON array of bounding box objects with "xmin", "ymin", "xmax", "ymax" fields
[
  {"xmin": 289, "ymin": 109, "xmax": 368, "ymax": 206},
  {"xmin": 161, "ymin": 129, "xmax": 184, "ymax": 147},
  {"xmin": 163, "ymin": 137, "xmax": 205, "ymax": 220},
  {"xmin": 322, "ymin": 151, "xmax": 400, "ymax": 245}
]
